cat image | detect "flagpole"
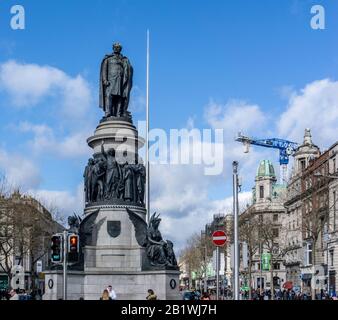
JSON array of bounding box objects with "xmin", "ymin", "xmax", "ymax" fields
[{"xmin": 146, "ymin": 30, "xmax": 150, "ymax": 223}]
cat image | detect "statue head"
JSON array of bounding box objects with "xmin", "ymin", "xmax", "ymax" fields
[
  {"xmin": 88, "ymin": 158, "xmax": 94, "ymax": 165},
  {"xmin": 113, "ymin": 42, "xmax": 122, "ymax": 54}
]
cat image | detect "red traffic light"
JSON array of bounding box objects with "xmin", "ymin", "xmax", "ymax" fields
[
  {"xmin": 68, "ymin": 234, "xmax": 79, "ymax": 252},
  {"xmin": 70, "ymin": 236, "xmax": 77, "ymax": 246},
  {"xmin": 67, "ymin": 234, "xmax": 79, "ymax": 263}
]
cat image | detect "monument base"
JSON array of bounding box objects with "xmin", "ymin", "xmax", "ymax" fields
[{"xmin": 43, "ymin": 269, "xmax": 180, "ymax": 300}]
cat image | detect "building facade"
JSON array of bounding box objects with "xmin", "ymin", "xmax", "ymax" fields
[
  {"xmin": 240, "ymin": 159, "xmax": 287, "ymax": 291},
  {"xmin": 327, "ymin": 142, "xmax": 338, "ymax": 295},
  {"xmin": 283, "ymin": 129, "xmax": 321, "ymax": 293},
  {"xmin": 0, "ymin": 191, "xmax": 64, "ymax": 292}
]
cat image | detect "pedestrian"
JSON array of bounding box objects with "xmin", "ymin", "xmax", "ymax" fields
[
  {"xmin": 36, "ymin": 289, "xmax": 42, "ymax": 300},
  {"xmin": 146, "ymin": 289, "xmax": 157, "ymax": 300},
  {"xmin": 9, "ymin": 289, "xmax": 19, "ymax": 300},
  {"xmin": 106, "ymin": 285, "xmax": 117, "ymax": 300},
  {"xmin": 100, "ymin": 289, "xmax": 112, "ymax": 300},
  {"xmin": 201, "ymin": 292, "xmax": 210, "ymax": 300}
]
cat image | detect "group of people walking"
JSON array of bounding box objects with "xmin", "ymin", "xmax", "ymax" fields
[{"xmin": 246, "ymin": 289, "xmax": 337, "ymax": 300}]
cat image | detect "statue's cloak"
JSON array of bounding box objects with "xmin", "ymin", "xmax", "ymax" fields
[{"xmin": 99, "ymin": 54, "xmax": 133, "ymax": 112}]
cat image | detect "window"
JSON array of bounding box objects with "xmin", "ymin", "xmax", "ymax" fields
[
  {"xmin": 330, "ymin": 250, "xmax": 334, "ymax": 267},
  {"xmin": 273, "ymin": 228, "xmax": 279, "ymax": 238},
  {"xmin": 259, "ymin": 186, "xmax": 264, "ymax": 199},
  {"xmin": 273, "ymin": 214, "xmax": 278, "ymax": 222},
  {"xmin": 300, "ymin": 159, "xmax": 306, "ymax": 170},
  {"xmin": 273, "ymin": 263, "xmax": 280, "ymax": 270},
  {"xmin": 273, "ymin": 276, "xmax": 280, "ymax": 287},
  {"xmin": 333, "ymin": 158, "xmax": 336, "ymax": 173}
]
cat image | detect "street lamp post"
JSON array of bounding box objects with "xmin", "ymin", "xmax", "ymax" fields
[
  {"xmin": 204, "ymin": 245, "xmax": 208, "ymax": 293},
  {"xmin": 63, "ymin": 230, "xmax": 68, "ymax": 300},
  {"xmin": 232, "ymin": 161, "xmax": 240, "ymax": 300}
]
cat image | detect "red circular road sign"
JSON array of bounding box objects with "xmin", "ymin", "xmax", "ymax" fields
[{"xmin": 212, "ymin": 230, "xmax": 227, "ymax": 246}]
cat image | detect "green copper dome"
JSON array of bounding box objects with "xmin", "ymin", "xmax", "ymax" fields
[{"xmin": 256, "ymin": 160, "xmax": 276, "ymax": 178}]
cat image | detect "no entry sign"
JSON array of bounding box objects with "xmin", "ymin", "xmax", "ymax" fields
[{"xmin": 212, "ymin": 230, "xmax": 227, "ymax": 246}]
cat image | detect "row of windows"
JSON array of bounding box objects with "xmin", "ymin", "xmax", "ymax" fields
[
  {"xmin": 288, "ymin": 219, "xmax": 299, "ymax": 230},
  {"xmin": 255, "ymin": 262, "xmax": 281, "ymax": 270}
]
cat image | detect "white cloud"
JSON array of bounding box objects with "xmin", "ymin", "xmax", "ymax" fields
[
  {"xmin": 17, "ymin": 121, "xmax": 91, "ymax": 158},
  {"xmin": 28, "ymin": 183, "xmax": 84, "ymax": 218},
  {"xmin": 204, "ymin": 99, "xmax": 267, "ymax": 136},
  {"xmin": 203, "ymin": 99, "xmax": 277, "ymax": 182},
  {"xmin": 0, "ymin": 148, "xmax": 41, "ymax": 189},
  {"xmin": 129, "ymin": 86, "xmax": 146, "ymax": 113},
  {"xmin": 278, "ymin": 79, "xmax": 338, "ymax": 148},
  {"xmin": 0, "ymin": 60, "xmax": 92, "ymax": 119}
]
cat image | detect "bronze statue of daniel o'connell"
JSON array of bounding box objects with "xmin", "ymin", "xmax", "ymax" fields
[{"xmin": 99, "ymin": 42, "xmax": 133, "ymax": 120}]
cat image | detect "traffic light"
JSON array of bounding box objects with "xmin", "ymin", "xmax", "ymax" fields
[
  {"xmin": 51, "ymin": 234, "xmax": 63, "ymax": 263},
  {"xmin": 67, "ymin": 234, "xmax": 79, "ymax": 263}
]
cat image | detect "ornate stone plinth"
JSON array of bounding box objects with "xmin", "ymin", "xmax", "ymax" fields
[{"xmin": 87, "ymin": 119, "xmax": 144, "ymax": 164}]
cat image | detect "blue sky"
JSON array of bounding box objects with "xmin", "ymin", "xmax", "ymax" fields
[{"xmin": 1, "ymin": 0, "xmax": 338, "ymax": 248}]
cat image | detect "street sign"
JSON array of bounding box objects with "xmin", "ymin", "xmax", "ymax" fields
[
  {"xmin": 212, "ymin": 250, "xmax": 225, "ymax": 274},
  {"xmin": 262, "ymin": 253, "xmax": 271, "ymax": 271},
  {"xmin": 242, "ymin": 242, "xmax": 248, "ymax": 269},
  {"xmin": 212, "ymin": 230, "xmax": 227, "ymax": 246}
]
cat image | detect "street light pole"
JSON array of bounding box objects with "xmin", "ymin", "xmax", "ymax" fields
[
  {"xmin": 204, "ymin": 245, "xmax": 208, "ymax": 293},
  {"xmin": 216, "ymin": 246, "xmax": 220, "ymax": 300},
  {"xmin": 63, "ymin": 230, "xmax": 68, "ymax": 300},
  {"xmin": 233, "ymin": 161, "xmax": 239, "ymax": 300}
]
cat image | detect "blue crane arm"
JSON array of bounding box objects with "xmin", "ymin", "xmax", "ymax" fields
[
  {"xmin": 251, "ymin": 138, "xmax": 298, "ymax": 151},
  {"xmin": 236, "ymin": 134, "xmax": 299, "ymax": 165}
]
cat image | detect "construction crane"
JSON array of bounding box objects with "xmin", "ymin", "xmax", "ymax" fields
[{"xmin": 235, "ymin": 132, "xmax": 299, "ymax": 184}]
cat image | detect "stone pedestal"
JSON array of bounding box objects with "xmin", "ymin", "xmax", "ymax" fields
[{"xmin": 83, "ymin": 205, "xmax": 146, "ymax": 272}]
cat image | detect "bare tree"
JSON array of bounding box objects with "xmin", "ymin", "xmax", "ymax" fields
[
  {"xmin": 179, "ymin": 232, "xmax": 215, "ymax": 289},
  {"xmin": 239, "ymin": 213, "xmax": 260, "ymax": 299},
  {"xmin": 258, "ymin": 215, "xmax": 300, "ymax": 300}
]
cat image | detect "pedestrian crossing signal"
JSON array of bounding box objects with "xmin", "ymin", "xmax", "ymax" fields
[
  {"xmin": 68, "ymin": 234, "xmax": 79, "ymax": 263},
  {"xmin": 51, "ymin": 234, "xmax": 63, "ymax": 263}
]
